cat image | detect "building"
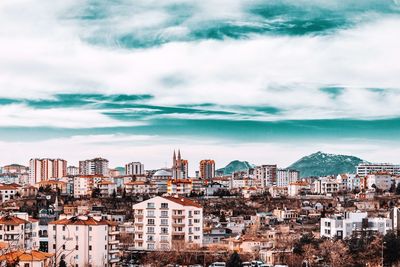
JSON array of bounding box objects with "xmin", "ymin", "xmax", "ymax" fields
[
  {"xmin": 124, "ymin": 181, "xmax": 157, "ymax": 195},
  {"xmin": 73, "ymin": 175, "xmax": 103, "ymax": 198},
  {"xmin": 357, "ymin": 163, "xmax": 400, "ymax": 176},
  {"xmin": 167, "ymin": 179, "xmax": 193, "ymax": 195},
  {"xmin": 125, "ymin": 162, "xmax": 145, "ymax": 175},
  {"xmin": 98, "ymin": 180, "xmax": 117, "ymax": 197},
  {"xmin": 0, "ymin": 213, "xmax": 39, "ymax": 250},
  {"xmin": 48, "ymin": 215, "xmax": 120, "ymax": 266},
  {"xmin": 320, "ymin": 212, "xmax": 392, "ymax": 239},
  {"xmin": 254, "ymin": 165, "xmax": 277, "ymax": 187},
  {"xmin": 0, "ymin": 250, "xmax": 54, "ymax": 267},
  {"xmin": 313, "ymin": 177, "xmax": 340, "ymax": 194},
  {"xmin": 199, "ymin": 160, "xmax": 215, "ymax": 180},
  {"xmin": 172, "ymin": 150, "xmax": 189, "ymax": 179},
  {"xmin": 1, "ymin": 164, "xmax": 28, "ymax": 174},
  {"xmin": 29, "ymin": 158, "xmax": 67, "ymax": 184},
  {"xmin": 288, "ymin": 181, "xmax": 310, "ymax": 197},
  {"xmin": 79, "ymin": 158, "xmax": 109, "ymax": 176},
  {"xmin": 67, "ymin": 166, "xmax": 79, "ymax": 176},
  {"xmin": 132, "ymin": 196, "xmax": 203, "ymax": 251},
  {"xmin": 365, "ymin": 173, "xmax": 393, "ymax": 191},
  {"xmin": 0, "ymin": 185, "xmax": 18, "ymax": 202},
  {"xmin": 276, "ymin": 169, "xmax": 299, "ymax": 187}
]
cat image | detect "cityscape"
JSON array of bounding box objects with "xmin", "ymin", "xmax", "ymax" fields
[
  {"xmin": 2, "ymin": 0, "xmax": 400, "ymax": 266},
  {"xmin": 0, "ymin": 151, "xmax": 400, "ymax": 266}
]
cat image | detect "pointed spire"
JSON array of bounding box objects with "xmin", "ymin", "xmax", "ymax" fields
[{"xmin": 178, "ymin": 149, "xmax": 181, "ymax": 160}]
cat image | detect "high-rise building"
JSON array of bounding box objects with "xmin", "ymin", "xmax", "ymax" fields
[
  {"xmin": 79, "ymin": 157, "xmax": 109, "ymax": 176},
  {"xmin": 254, "ymin": 164, "xmax": 277, "ymax": 187},
  {"xmin": 48, "ymin": 215, "xmax": 120, "ymax": 266},
  {"xmin": 29, "ymin": 158, "xmax": 67, "ymax": 184},
  {"xmin": 125, "ymin": 162, "xmax": 145, "ymax": 175},
  {"xmin": 172, "ymin": 150, "xmax": 188, "ymax": 179},
  {"xmin": 132, "ymin": 196, "xmax": 203, "ymax": 251},
  {"xmin": 356, "ymin": 163, "xmax": 400, "ymax": 176},
  {"xmin": 199, "ymin": 159, "xmax": 215, "ymax": 180},
  {"xmin": 67, "ymin": 166, "xmax": 79, "ymax": 176},
  {"xmin": 276, "ymin": 169, "xmax": 300, "ymax": 187}
]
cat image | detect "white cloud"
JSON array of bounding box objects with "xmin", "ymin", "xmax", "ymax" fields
[{"xmin": 0, "ymin": 104, "xmax": 140, "ymax": 128}]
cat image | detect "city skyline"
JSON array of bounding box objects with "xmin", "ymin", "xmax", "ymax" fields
[{"xmin": 1, "ymin": 0, "xmax": 400, "ymax": 173}]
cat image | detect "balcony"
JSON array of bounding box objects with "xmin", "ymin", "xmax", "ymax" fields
[
  {"xmin": 109, "ymin": 257, "xmax": 120, "ymax": 263},
  {"xmin": 172, "ymin": 214, "xmax": 185, "ymax": 219},
  {"xmin": 109, "ymin": 231, "xmax": 120, "ymax": 235},
  {"xmin": 109, "ymin": 239, "xmax": 119, "ymax": 245},
  {"xmin": 160, "ymin": 239, "xmax": 170, "ymax": 243},
  {"xmin": 134, "ymin": 214, "xmax": 143, "ymax": 219},
  {"xmin": 172, "ymin": 223, "xmax": 185, "ymax": 227}
]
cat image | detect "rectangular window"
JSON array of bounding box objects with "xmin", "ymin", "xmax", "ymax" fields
[
  {"xmin": 161, "ymin": 203, "xmax": 168, "ymax": 209},
  {"xmin": 147, "ymin": 210, "xmax": 155, "ymax": 217},
  {"xmin": 147, "ymin": 202, "xmax": 155, "ymax": 209},
  {"xmin": 161, "ymin": 211, "xmax": 168, "ymax": 217},
  {"xmin": 161, "ymin": 219, "xmax": 168, "ymax": 225},
  {"xmin": 147, "ymin": 219, "xmax": 155, "ymax": 225},
  {"xmin": 161, "ymin": 227, "xmax": 168, "ymax": 234}
]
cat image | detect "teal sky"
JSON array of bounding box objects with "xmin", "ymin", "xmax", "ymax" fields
[{"xmin": 1, "ymin": 0, "xmax": 400, "ymax": 172}]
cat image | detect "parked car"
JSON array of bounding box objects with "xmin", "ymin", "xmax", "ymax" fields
[{"xmin": 209, "ymin": 262, "xmax": 226, "ymax": 267}]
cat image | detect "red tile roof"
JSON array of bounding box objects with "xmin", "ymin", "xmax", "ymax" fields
[{"xmin": 162, "ymin": 196, "xmax": 202, "ymax": 208}]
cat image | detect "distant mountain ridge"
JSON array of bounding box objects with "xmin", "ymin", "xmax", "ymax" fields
[
  {"xmin": 288, "ymin": 151, "xmax": 366, "ymax": 178},
  {"xmin": 217, "ymin": 160, "xmax": 255, "ymax": 175}
]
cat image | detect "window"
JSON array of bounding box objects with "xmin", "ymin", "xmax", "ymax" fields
[
  {"xmin": 147, "ymin": 202, "xmax": 155, "ymax": 209},
  {"xmin": 194, "ymin": 219, "xmax": 200, "ymax": 223},
  {"xmin": 195, "ymin": 227, "xmax": 200, "ymax": 231},
  {"xmin": 147, "ymin": 227, "xmax": 154, "ymax": 234},
  {"xmin": 147, "ymin": 235, "xmax": 154, "ymax": 241},
  {"xmin": 75, "ymin": 245, "xmax": 79, "ymax": 250},
  {"xmin": 89, "ymin": 226, "xmax": 92, "ymax": 231},
  {"xmin": 161, "ymin": 219, "xmax": 168, "ymax": 225},
  {"xmin": 62, "ymin": 226, "xmax": 66, "ymax": 231},
  {"xmin": 161, "ymin": 227, "xmax": 168, "ymax": 234},
  {"xmin": 147, "ymin": 219, "xmax": 155, "ymax": 225},
  {"xmin": 161, "ymin": 203, "xmax": 168, "ymax": 209},
  {"xmin": 161, "ymin": 235, "xmax": 168, "ymax": 241},
  {"xmin": 89, "ymin": 245, "xmax": 92, "ymax": 251},
  {"xmin": 147, "ymin": 210, "xmax": 155, "ymax": 217},
  {"xmin": 24, "ymin": 264, "xmax": 30, "ymax": 267}
]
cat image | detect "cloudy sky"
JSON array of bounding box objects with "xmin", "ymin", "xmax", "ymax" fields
[{"xmin": 1, "ymin": 0, "xmax": 400, "ymax": 173}]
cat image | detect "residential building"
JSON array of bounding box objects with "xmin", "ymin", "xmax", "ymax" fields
[
  {"xmin": 0, "ymin": 185, "xmax": 18, "ymax": 202},
  {"xmin": 365, "ymin": 173, "xmax": 393, "ymax": 191},
  {"xmin": 48, "ymin": 215, "xmax": 120, "ymax": 266},
  {"xmin": 125, "ymin": 162, "xmax": 145, "ymax": 175},
  {"xmin": 67, "ymin": 166, "xmax": 79, "ymax": 176},
  {"xmin": 79, "ymin": 157, "xmax": 109, "ymax": 176},
  {"xmin": 29, "ymin": 158, "xmax": 67, "ymax": 184},
  {"xmin": 0, "ymin": 250, "xmax": 54, "ymax": 267},
  {"xmin": 276, "ymin": 169, "xmax": 300, "ymax": 187},
  {"xmin": 357, "ymin": 163, "xmax": 400, "ymax": 176},
  {"xmin": 1, "ymin": 164, "xmax": 28, "ymax": 174},
  {"xmin": 199, "ymin": 160, "xmax": 215, "ymax": 180},
  {"xmin": 98, "ymin": 180, "xmax": 117, "ymax": 197},
  {"xmin": 254, "ymin": 165, "xmax": 277, "ymax": 187},
  {"xmin": 0, "ymin": 213, "xmax": 39, "ymax": 250},
  {"xmin": 313, "ymin": 177, "xmax": 340, "ymax": 194},
  {"xmin": 124, "ymin": 181, "xmax": 157, "ymax": 195},
  {"xmin": 288, "ymin": 181, "xmax": 310, "ymax": 197},
  {"xmin": 320, "ymin": 212, "xmax": 392, "ymax": 239},
  {"xmin": 167, "ymin": 179, "xmax": 193, "ymax": 195},
  {"xmin": 132, "ymin": 196, "xmax": 203, "ymax": 251}
]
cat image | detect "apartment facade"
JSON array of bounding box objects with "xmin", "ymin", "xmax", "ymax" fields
[
  {"xmin": 79, "ymin": 158, "xmax": 109, "ymax": 176},
  {"xmin": 48, "ymin": 216, "xmax": 119, "ymax": 267},
  {"xmin": 276, "ymin": 169, "xmax": 300, "ymax": 187},
  {"xmin": 199, "ymin": 159, "xmax": 215, "ymax": 180},
  {"xmin": 0, "ymin": 213, "xmax": 39, "ymax": 250},
  {"xmin": 254, "ymin": 165, "xmax": 277, "ymax": 187},
  {"xmin": 320, "ymin": 212, "xmax": 392, "ymax": 239},
  {"xmin": 29, "ymin": 158, "xmax": 67, "ymax": 184},
  {"xmin": 357, "ymin": 163, "xmax": 400, "ymax": 176},
  {"xmin": 132, "ymin": 196, "xmax": 203, "ymax": 251},
  {"xmin": 125, "ymin": 162, "xmax": 145, "ymax": 175}
]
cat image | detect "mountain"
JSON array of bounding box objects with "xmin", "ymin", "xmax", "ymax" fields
[
  {"xmin": 288, "ymin": 151, "xmax": 366, "ymax": 178},
  {"xmin": 217, "ymin": 160, "xmax": 255, "ymax": 175}
]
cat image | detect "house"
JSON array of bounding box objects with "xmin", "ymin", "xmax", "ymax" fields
[{"xmin": 0, "ymin": 250, "xmax": 54, "ymax": 267}]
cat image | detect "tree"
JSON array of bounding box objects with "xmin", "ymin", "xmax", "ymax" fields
[
  {"xmin": 227, "ymin": 251, "xmax": 242, "ymax": 267},
  {"xmin": 396, "ymin": 183, "xmax": 400, "ymax": 195},
  {"xmin": 112, "ymin": 189, "xmax": 117, "ymax": 199},
  {"xmin": 383, "ymin": 232, "xmax": 400, "ymax": 265},
  {"xmin": 91, "ymin": 187, "xmax": 100, "ymax": 198},
  {"xmin": 59, "ymin": 258, "xmax": 67, "ymax": 267}
]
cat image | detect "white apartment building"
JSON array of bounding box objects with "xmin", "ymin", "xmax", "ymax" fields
[
  {"xmin": 357, "ymin": 163, "xmax": 400, "ymax": 176},
  {"xmin": 254, "ymin": 165, "xmax": 277, "ymax": 187},
  {"xmin": 0, "ymin": 213, "xmax": 39, "ymax": 250},
  {"xmin": 313, "ymin": 177, "xmax": 340, "ymax": 194},
  {"xmin": 167, "ymin": 179, "xmax": 193, "ymax": 195},
  {"xmin": 29, "ymin": 158, "xmax": 67, "ymax": 184},
  {"xmin": 366, "ymin": 173, "xmax": 393, "ymax": 191},
  {"xmin": 132, "ymin": 196, "xmax": 203, "ymax": 251},
  {"xmin": 0, "ymin": 185, "xmax": 18, "ymax": 202},
  {"xmin": 125, "ymin": 162, "xmax": 145, "ymax": 175},
  {"xmin": 321, "ymin": 212, "xmax": 392, "ymax": 239},
  {"xmin": 48, "ymin": 215, "xmax": 120, "ymax": 267},
  {"xmin": 73, "ymin": 175, "xmax": 103, "ymax": 198},
  {"xmin": 124, "ymin": 181, "xmax": 157, "ymax": 195},
  {"xmin": 276, "ymin": 169, "xmax": 300, "ymax": 187},
  {"xmin": 98, "ymin": 180, "xmax": 117, "ymax": 197}
]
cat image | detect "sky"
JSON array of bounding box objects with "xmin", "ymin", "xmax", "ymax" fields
[{"xmin": 1, "ymin": 0, "xmax": 400, "ymax": 174}]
